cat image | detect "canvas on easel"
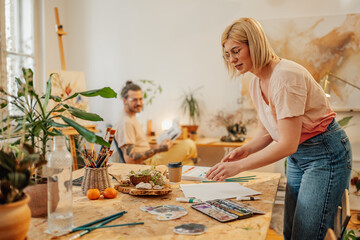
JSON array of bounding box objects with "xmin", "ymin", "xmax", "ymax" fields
[{"xmin": 47, "ymin": 70, "xmax": 90, "ymax": 125}]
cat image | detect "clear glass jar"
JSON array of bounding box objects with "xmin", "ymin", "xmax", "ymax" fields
[{"xmin": 47, "ymin": 136, "xmax": 73, "ymax": 234}]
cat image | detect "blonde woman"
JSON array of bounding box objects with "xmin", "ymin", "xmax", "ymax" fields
[{"xmin": 206, "ymin": 18, "xmax": 352, "ymax": 240}]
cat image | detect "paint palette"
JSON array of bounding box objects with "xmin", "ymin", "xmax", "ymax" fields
[
  {"xmin": 191, "ymin": 199, "xmax": 255, "ymax": 223},
  {"xmin": 141, "ymin": 205, "xmax": 187, "ymax": 221}
]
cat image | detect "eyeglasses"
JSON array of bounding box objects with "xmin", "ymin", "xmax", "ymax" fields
[
  {"xmin": 223, "ymin": 48, "xmax": 241, "ymax": 62},
  {"xmin": 127, "ymin": 97, "xmax": 143, "ymax": 103}
]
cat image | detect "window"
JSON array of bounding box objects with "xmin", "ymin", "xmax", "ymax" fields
[{"xmin": 0, "ymin": 0, "xmax": 35, "ymax": 116}]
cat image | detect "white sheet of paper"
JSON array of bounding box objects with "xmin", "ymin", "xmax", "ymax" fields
[{"xmin": 180, "ymin": 182, "xmax": 261, "ymax": 201}]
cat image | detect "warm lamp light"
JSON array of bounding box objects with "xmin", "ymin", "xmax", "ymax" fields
[
  {"xmin": 319, "ymin": 72, "xmax": 360, "ymax": 98},
  {"xmin": 161, "ymin": 119, "xmax": 172, "ymax": 131}
]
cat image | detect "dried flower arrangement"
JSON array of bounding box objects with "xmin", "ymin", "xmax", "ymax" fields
[{"xmin": 209, "ymin": 110, "xmax": 257, "ymax": 142}]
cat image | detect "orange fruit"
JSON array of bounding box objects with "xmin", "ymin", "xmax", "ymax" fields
[
  {"xmin": 103, "ymin": 187, "xmax": 117, "ymax": 199},
  {"xmin": 87, "ymin": 188, "xmax": 101, "ymax": 200}
]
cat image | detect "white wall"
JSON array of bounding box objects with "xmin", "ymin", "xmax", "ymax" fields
[{"xmin": 42, "ymin": 0, "xmax": 360, "ymax": 175}]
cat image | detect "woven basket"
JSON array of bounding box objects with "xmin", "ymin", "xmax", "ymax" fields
[{"xmin": 81, "ymin": 167, "xmax": 111, "ymax": 195}]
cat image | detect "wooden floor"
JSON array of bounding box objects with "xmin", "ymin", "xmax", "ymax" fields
[
  {"xmin": 266, "ymin": 228, "xmax": 283, "ymax": 240},
  {"xmin": 266, "ymin": 210, "xmax": 360, "ymax": 240}
]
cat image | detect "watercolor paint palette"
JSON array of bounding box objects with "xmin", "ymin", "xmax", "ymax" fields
[{"xmin": 191, "ymin": 199, "xmax": 255, "ymax": 223}]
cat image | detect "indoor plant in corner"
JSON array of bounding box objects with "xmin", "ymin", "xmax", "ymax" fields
[
  {"xmin": 0, "ymin": 142, "xmax": 45, "ymax": 240},
  {"xmin": 180, "ymin": 87, "xmax": 203, "ymax": 136},
  {"xmin": 0, "ymin": 68, "xmax": 117, "ymax": 217}
]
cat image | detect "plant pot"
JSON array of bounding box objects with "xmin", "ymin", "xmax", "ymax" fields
[
  {"xmin": 0, "ymin": 194, "xmax": 31, "ymax": 240},
  {"xmin": 129, "ymin": 174, "xmax": 151, "ymax": 186},
  {"xmin": 181, "ymin": 125, "xmax": 199, "ymax": 134},
  {"xmin": 24, "ymin": 181, "xmax": 59, "ymax": 218}
]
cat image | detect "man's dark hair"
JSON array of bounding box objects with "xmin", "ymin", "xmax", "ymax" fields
[{"xmin": 120, "ymin": 81, "xmax": 141, "ymax": 99}]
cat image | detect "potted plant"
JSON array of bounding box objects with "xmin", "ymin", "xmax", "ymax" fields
[
  {"xmin": 0, "ymin": 68, "xmax": 117, "ymax": 216},
  {"xmin": 209, "ymin": 110, "xmax": 257, "ymax": 142},
  {"xmin": 0, "ymin": 141, "xmax": 45, "ymax": 240},
  {"xmin": 180, "ymin": 87, "xmax": 203, "ymax": 134}
]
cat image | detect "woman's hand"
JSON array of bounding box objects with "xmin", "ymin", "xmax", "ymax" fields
[
  {"xmin": 221, "ymin": 147, "xmax": 249, "ymax": 162},
  {"xmin": 206, "ymin": 161, "xmax": 242, "ymax": 182}
]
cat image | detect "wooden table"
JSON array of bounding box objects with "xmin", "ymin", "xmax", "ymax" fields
[
  {"xmin": 58, "ymin": 124, "xmax": 99, "ymax": 170},
  {"xmin": 148, "ymin": 136, "xmax": 250, "ymax": 148},
  {"xmin": 28, "ymin": 163, "xmax": 281, "ymax": 240}
]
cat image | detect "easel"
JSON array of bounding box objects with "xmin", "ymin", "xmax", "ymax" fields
[
  {"xmin": 54, "ymin": 7, "xmax": 98, "ymax": 170},
  {"xmin": 54, "ymin": 7, "xmax": 67, "ymax": 71}
]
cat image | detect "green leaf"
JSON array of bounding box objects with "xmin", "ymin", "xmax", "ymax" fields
[
  {"xmin": 53, "ymin": 108, "xmax": 66, "ymax": 113},
  {"xmin": 18, "ymin": 153, "xmax": 40, "ymax": 171},
  {"xmin": 43, "ymin": 74, "xmax": 53, "ymax": 113},
  {"xmin": 33, "ymin": 124, "xmax": 42, "ymax": 137},
  {"xmin": 50, "ymin": 95, "xmax": 62, "ymax": 102},
  {"xmin": 22, "ymin": 68, "xmax": 34, "ymax": 88},
  {"xmin": 65, "ymin": 106, "xmax": 103, "ymax": 121},
  {"xmin": 48, "ymin": 120, "xmax": 69, "ymax": 128},
  {"xmin": 95, "ymin": 135, "xmax": 110, "ymax": 147},
  {"xmin": 8, "ymin": 172, "xmax": 28, "ymax": 190},
  {"xmin": 15, "ymin": 77, "xmax": 23, "ymax": 89},
  {"xmin": 338, "ymin": 116, "xmax": 353, "ymax": 127},
  {"xmin": 64, "ymin": 87, "xmax": 117, "ymax": 101},
  {"xmin": 47, "ymin": 129, "xmax": 63, "ymax": 136},
  {"xmin": 0, "ymin": 151, "xmax": 16, "ymax": 172},
  {"xmin": 59, "ymin": 116, "xmax": 97, "ymax": 143},
  {"xmin": 0, "ymin": 100, "xmax": 8, "ymax": 109}
]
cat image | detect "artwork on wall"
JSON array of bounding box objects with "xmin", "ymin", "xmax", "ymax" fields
[
  {"xmin": 48, "ymin": 70, "xmax": 90, "ymax": 125},
  {"xmin": 258, "ymin": 13, "xmax": 360, "ymax": 111}
]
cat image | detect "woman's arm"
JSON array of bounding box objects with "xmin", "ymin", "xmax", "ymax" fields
[{"xmin": 207, "ymin": 116, "xmax": 302, "ymax": 181}]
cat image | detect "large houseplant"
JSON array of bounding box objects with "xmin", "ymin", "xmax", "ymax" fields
[
  {"xmin": 0, "ymin": 68, "xmax": 117, "ymax": 216},
  {"xmin": 0, "ymin": 68, "xmax": 116, "ymax": 173},
  {"xmin": 180, "ymin": 87, "xmax": 203, "ymax": 134}
]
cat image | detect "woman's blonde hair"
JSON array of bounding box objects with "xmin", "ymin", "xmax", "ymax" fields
[{"xmin": 221, "ymin": 17, "xmax": 278, "ymax": 78}]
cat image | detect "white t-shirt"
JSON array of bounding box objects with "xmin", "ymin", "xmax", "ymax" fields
[{"xmin": 249, "ymin": 59, "xmax": 336, "ymax": 143}]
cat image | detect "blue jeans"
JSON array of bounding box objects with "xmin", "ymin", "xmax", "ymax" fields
[{"xmin": 283, "ymin": 119, "xmax": 352, "ymax": 240}]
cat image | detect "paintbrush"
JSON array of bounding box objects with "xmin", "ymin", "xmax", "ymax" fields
[{"xmin": 74, "ymin": 222, "xmax": 144, "ymax": 231}]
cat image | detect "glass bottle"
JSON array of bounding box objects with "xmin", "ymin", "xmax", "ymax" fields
[{"xmin": 47, "ymin": 136, "xmax": 73, "ymax": 234}]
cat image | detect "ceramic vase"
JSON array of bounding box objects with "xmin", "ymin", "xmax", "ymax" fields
[
  {"xmin": 0, "ymin": 194, "xmax": 31, "ymax": 240},
  {"xmin": 24, "ymin": 181, "xmax": 59, "ymax": 217}
]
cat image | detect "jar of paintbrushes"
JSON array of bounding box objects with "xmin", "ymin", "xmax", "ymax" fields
[{"xmin": 81, "ymin": 128, "xmax": 116, "ymax": 195}]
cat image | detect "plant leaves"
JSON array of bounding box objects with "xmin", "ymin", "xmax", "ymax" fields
[
  {"xmin": 43, "ymin": 74, "xmax": 53, "ymax": 113},
  {"xmin": 59, "ymin": 116, "xmax": 97, "ymax": 143},
  {"xmin": 338, "ymin": 116, "xmax": 353, "ymax": 127},
  {"xmin": 65, "ymin": 106, "xmax": 103, "ymax": 121},
  {"xmin": 18, "ymin": 153, "xmax": 40, "ymax": 171},
  {"xmin": 0, "ymin": 100, "xmax": 8, "ymax": 109},
  {"xmin": 64, "ymin": 87, "xmax": 117, "ymax": 101},
  {"xmin": 8, "ymin": 172, "xmax": 28, "ymax": 190},
  {"xmin": 95, "ymin": 135, "xmax": 110, "ymax": 147},
  {"xmin": 0, "ymin": 150, "xmax": 16, "ymax": 172},
  {"xmin": 48, "ymin": 120, "xmax": 69, "ymax": 128},
  {"xmin": 50, "ymin": 95, "xmax": 62, "ymax": 102}
]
